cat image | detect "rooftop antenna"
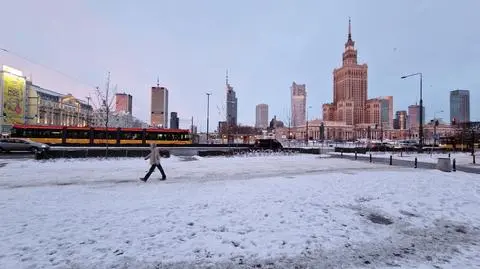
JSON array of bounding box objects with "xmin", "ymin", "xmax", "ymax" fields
[
  {"xmin": 225, "ymin": 69, "xmax": 229, "ymax": 86},
  {"xmin": 348, "ymin": 16, "xmax": 352, "ymax": 39},
  {"xmin": 156, "ymin": 76, "xmax": 160, "ymax": 87}
]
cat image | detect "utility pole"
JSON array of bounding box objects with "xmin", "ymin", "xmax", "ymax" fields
[
  {"xmin": 104, "ymin": 73, "xmax": 110, "ymax": 155},
  {"xmin": 401, "ymin": 72, "xmax": 423, "ymax": 153},
  {"xmin": 305, "ymin": 106, "xmax": 312, "ymax": 146},
  {"xmin": 191, "ymin": 116, "xmax": 194, "ymax": 134},
  {"xmin": 206, "ymin": 92, "xmax": 211, "ymax": 144},
  {"xmin": 86, "ymin": 96, "xmax": 91, "ymax": 127},
  {"xmin": 380, "ymin": 120, "xmax": 383, "ymax": 143}
]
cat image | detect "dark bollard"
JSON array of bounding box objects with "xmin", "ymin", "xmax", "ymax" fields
[
  {"xmin": 400, "ymin": 151, "xmax": 403, "ymax": 157},
  {"xmin": 341, "ymin": 150, "xmax": 343, "ymax": 157},
  {"xmin": 414, "ymin": 157, "xmax": 417, "ymax": 168},
  {"xmin": 389, "ymin": 155, "xmax": 393, "ymax": 165},
  {"xmin": 473, "ymin": 155, "xmax": 476, "ymax": 164},
  {"xmin": 448, "ymin": 153, "xmax": 451, "ymax": 158},
  {"xmin": 453, "ymin": 158, "xmax": 456, "ymax": 172},
  {"xmin": 369, "ymin": 154, "xmax": 372, "ymax": 163},
  {"xmin": 355, "ymin": 151, "xmax": 357, "ymax": 160}
]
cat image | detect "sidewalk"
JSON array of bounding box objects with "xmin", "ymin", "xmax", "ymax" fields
[{"xmin": 329, "ymin": 152, "xmax": 480, "ymax": 174}]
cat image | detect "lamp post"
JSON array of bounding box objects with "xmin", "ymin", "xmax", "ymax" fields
[
  {"xmin": 206, "ymin": 92, "xmax": 211, "ymax": 144},
  {"xmin": 86, "ymin": 96, "xmax": 91, "ymax": 127},
  {"xmin": 401, "ymin": 72, "xmax": 423, "ymax": 153},
  {"xmin": 305, "ymin": 105, "xmax": 312, "ymax": 145}
]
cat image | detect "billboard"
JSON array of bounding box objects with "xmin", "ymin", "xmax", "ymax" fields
[{"xmin": 2, "ymin": 65, "xmax": 26, "ymax": 124}]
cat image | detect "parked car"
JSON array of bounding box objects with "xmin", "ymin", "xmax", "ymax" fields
[
  {"xmin": 253, "ymin": 138, "xmax": 283, "ymax": 151},
  {"xmin": 0, "ymin": 138, "xmax": 50, "ymax": 153}
]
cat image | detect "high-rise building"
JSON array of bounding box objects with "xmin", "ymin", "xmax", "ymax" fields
[
  {"xmin": 377, "ymin": 96, "xmax": 393, "ymax": 128},
  {"xmin": 225, "ymin": 71, "xmax": 237, "ymax": 126},
  {"xmin": 394, "ymin": 110, "xmax": 407, "ymax": 130},
  {"xmin": 322, "ymin": 18, "xmax": 368, "ymax": 125},
  {"xmin": 255, "ymin": 104, "xmax": 269, "ymax": 129},
  {"xmin": 408, "ymin": 104, "xmax": 425, "ymax": 129},
  {"xmin": 170, "ymin": 112, "xmax": 179, "ymax": 129},
  {"xmin": 115, "ymin": 93, "xmax": 133, "ymax": 114},
  {"xmin": 450, "ymin": 89, "xmax": 470, "ymax": 124},
  {"xmin": 291, "ymin": 82, "xmax": 306, "ymax": 127},
  {"xmin": 364, "ymin": 96, "xmax": 392, "ymax": 128},
  {"xmin": 151, "ymin": 82, "xmax": 168, "ymax": 128}
]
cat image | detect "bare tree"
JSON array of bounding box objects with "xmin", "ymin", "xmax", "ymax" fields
[
  {"xmin": 94, "ymin": 72, "xmax": 116, "ymax": 156},
  {"xmin": 283, "ymin": 107, "xmax": 293, "ymax": 147}
]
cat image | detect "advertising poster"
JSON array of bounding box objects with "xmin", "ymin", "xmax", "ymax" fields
[{"xmin": 2, "ymin": 69, "xmax": 26, "ymax": 124}]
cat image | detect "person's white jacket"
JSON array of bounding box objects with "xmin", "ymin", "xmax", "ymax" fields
[{"xmin": 145, "ymin": 143, "xmax": 161, "ymax": 165}]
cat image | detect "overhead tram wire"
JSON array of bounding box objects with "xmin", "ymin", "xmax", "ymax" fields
[{"xmin": 0, "ymin": 46, "xmax": 98, "ymax": 90}]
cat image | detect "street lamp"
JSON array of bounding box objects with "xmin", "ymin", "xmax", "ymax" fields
[
  {"xmin": 206, "ymin": 92, "xmax": 211, "ymax": 144},
  {"xmin": 305, "ymin": 105, "xmax": 312, "ymax": 145},
  {"xmin": 401, "ymin": 72, "xmax": 423, "ymax": 152},
  {"xmin": 86, "ymin": 96, "xmax": 91, "ymax": 127}
]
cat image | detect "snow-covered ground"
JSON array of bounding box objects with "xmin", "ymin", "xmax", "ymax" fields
[{"xmin": 1, "ymin": 155, "xmax": 480, "ymax": 268}]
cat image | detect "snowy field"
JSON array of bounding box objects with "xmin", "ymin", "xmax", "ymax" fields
[{"xmin": 1, "ymin": 155, "xmax": 480, "ymax": 268}]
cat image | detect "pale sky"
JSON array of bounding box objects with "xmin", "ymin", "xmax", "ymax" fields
[{"xmin": 1, "ymin": 0, "xmax": 478, "ymax": 130}]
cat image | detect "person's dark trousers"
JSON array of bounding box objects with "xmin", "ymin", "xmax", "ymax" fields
[
  {"xmin": 142, "ymin": 164, "xmax": 166, "ymax": 181},
  {"xmin": 156, "ymin": 164, "xmax": 167, "ymax": 179}
]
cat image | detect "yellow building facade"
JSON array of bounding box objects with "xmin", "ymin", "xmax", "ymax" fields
[{"xmin": 1, "ymin": 65, "xmax": 92, "ymax": 131}]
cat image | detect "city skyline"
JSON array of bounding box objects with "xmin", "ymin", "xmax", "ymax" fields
[{"xmin": 1, "ymin": 0, "xmax": 479, "ymax": 130}]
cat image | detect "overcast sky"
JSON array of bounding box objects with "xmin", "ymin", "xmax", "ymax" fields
[{"xmin": 1, "ymin": 0, "xmax": 478, "ymax": 129}]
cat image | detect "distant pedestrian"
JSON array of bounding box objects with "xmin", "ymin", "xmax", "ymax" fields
[{"xmin": 140, "ymin": 143, "xmax": 167, "ymax": 182}]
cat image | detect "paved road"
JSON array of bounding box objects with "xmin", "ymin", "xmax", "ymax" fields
[
  {"xmin": 0, "ymin": 152, "xmax": 34, "ymax": 160},
  {"xmin": 330, "ymin": 153, "xmax": 480, "ymax": 174}
]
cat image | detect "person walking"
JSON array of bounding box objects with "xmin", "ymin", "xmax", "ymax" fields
[{"xmin": 140, "ymin": 143, "xmax": 167, "ymax": 182}]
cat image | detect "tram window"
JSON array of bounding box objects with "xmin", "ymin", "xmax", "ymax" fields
[
  {"xmin": 37, "ymin": 129, "xmax": 63, "ymax": 138},
  {"xmin": 10, "ymin": 128, "xmax": 25, "ymax": 137},
  {"xmin": 66, "ymin": 130, "xmax": 89, "ymax": 139},
  {"xmin": 120, "ymin": 131, "xmax": 142, "ymax": 140},
  {"xmin": 94, "ymin": 130, "xmax": 117, "ymax": 139},
  {"xmin": 146, "ymin": 132, "xmax": 165, "ymax": 140},
  {"xmin": 24, "ymin": 129, "xmax": 35, "ymax": 137},
  {"xmin": 145, "ymin": 132, "xmax": 190, "ymax": 140}
]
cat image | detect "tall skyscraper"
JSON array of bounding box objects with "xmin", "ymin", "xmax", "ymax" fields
[
  {"xmin": 170, "ymin": 112, "xmax": 179, "ymax": 129},
  {"xmin": 151, "ymin": 81, "xmax": 168, "ymax": 128},
  {"xmin": 291, "ymin": 82, "xmax": 306, "ymax": 127},
  {"xmin": 394, "ymin": 110, "xmax": 407, "ymax": 130},
  {"xmin": 408, "ymin": 104, "xmax": 425, "ymax": 129},
  {"xmin": 255, "ymin": 104, "xmax": 269, "ymax": 129},
  {"xmin": 115, "ymin": 93, "xmax": 133, "ymax": 114},
  {"xmin": 225, "ymin": 71, "xmax": 237, "ymax": 126},
  {"xmin": 322, "ymin": 18, "xmax": 368, "ymax": 125},
  {"xmin": 450, "ymin": 89, "xmax": 470, "ymax": 124},
  {"xmin": 378, "ymin": 96, "xmax": 393, "ymax": 128}
]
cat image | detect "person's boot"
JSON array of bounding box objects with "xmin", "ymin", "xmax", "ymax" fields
[
  {"xmin": 139, "ymin": 177, "xmax": 147, "ymax": 182},
  {"xmin": 160, "ymin": 175, "xmax": 166, "ymax": 181}
]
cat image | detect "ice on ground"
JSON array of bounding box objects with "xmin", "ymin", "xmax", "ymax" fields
[{"xmin": 0, "ymin": 155, "xmax": 479, "ymax": 269}]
